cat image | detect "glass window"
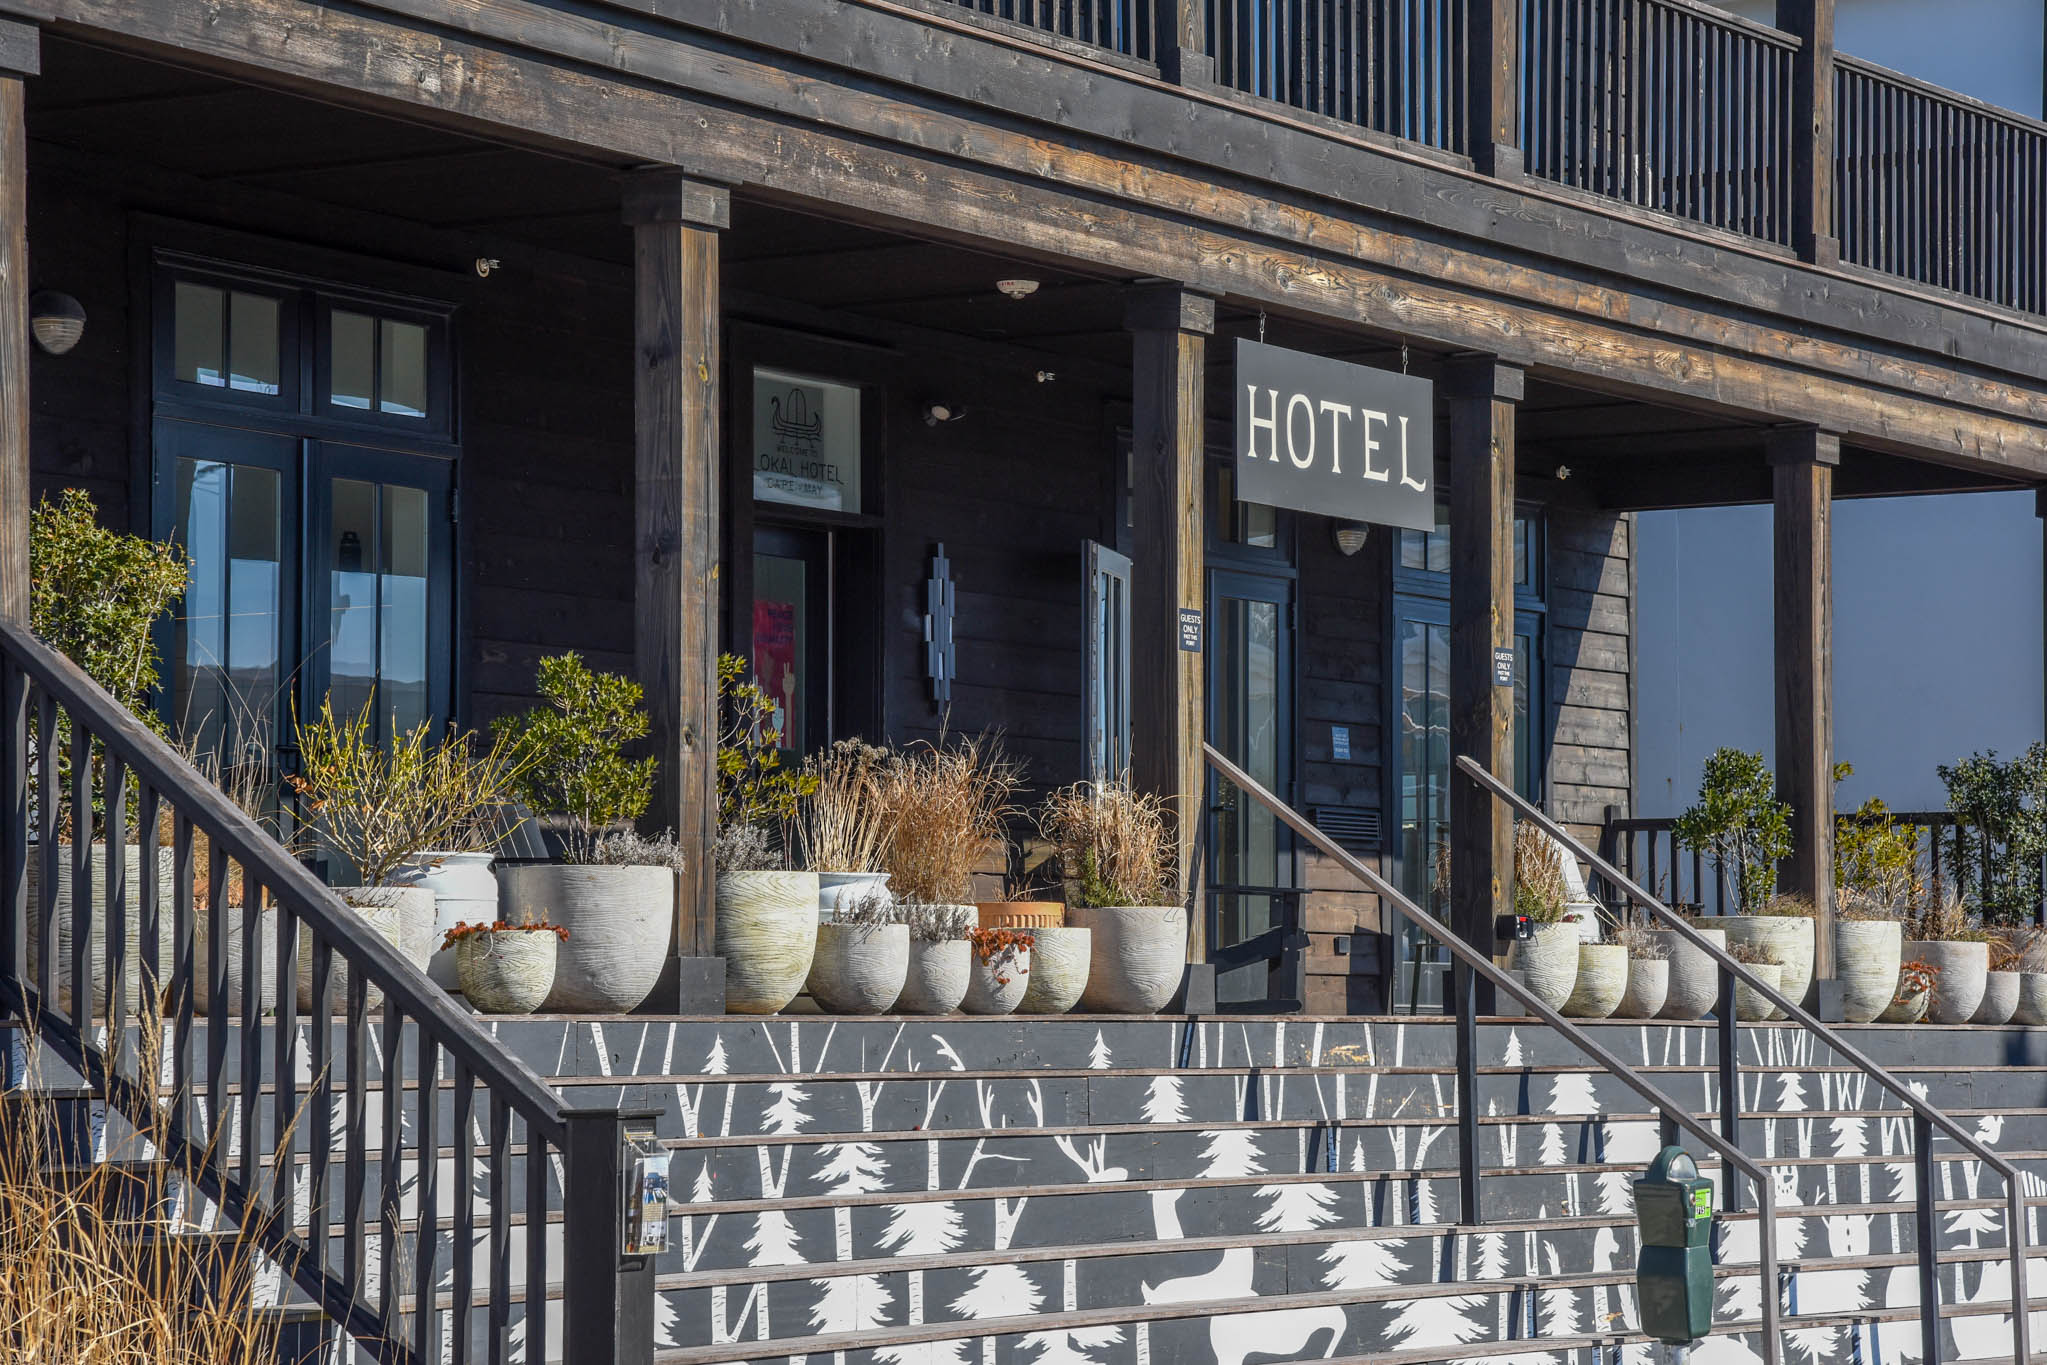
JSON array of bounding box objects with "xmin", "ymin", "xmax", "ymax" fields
[
  {"xmin": 380, "ymin": 319, "xmax": 428, "ymax": 418},
  {"xmin": 325, "ymin": 477, "xmax": 433, "ymax": 740},
  {"xmin": 171, "ymin": 457, "xmax": 283, "ymax": 764},
  {"xmin": 752, "ymin": 368, "xmax": 862, "ymax": 513},
  {"xmin": 751, "ymin": 551, "xmax": 809, "ymax": 751},
  {"xmin": 379, "ymin": 484, "xmax": 431, "ymax": 735},
  {"xmin": 1210, "ymin": 462, "xmax": 1280, "ymax": 549},
  {"xmin": 1400, "ymin": 507, "xmax": 1535, "ymax": 582},
  {"xmin": 227, "ymin": 292, "xmax": 280, "ymax": 395},
  {"xmin": 328, "ymin": 477, "xmax": 379, "ymax": 721},
  {"xmin": 331, "ymin": 310, "xmax": 376, "ymax": 411},
  {"xmin": 174, "ymin": 283, "xmax": 226, "ymax": 388}
]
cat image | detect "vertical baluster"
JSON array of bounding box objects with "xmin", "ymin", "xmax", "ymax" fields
[
  {"xmin": 240, "ymin": 874, "xmax": 263, "ymax": 1196},
  {"xmin": 416, "ymin": 1033, "xmax": 442, "ymax": 1364},
  {"xmin": 452, "ymin": 1062, "xmax": 476, "ymax": 1365},
  {"xmin": 489, "ymin": 1094, "xmax": 510, "ymax": 1365},
  {"xmin": 343, "ymin": 968, "xmax": 369, "ymax": 1323},
  {"xmin": 271, "ymin": 900, "xmax": 299, "ymax": 1222},
  {"xmin": 68, "ymin": 712, "xmax": 91, "ymax": 1036},
  {"xmin": 136, "ymin": 785, "xmax": 159, "ymax": 1028},
  {"xmin": 306, "ymin": 926, "xmax": 333, "ymax": 1320},
  {"xmin": 1646, "ymin": 826, "xmax": 1660, "ymax": 905},
  {"xmin": 171, "ymin": 812, "xmax": 194, "ymax": 1144},
  {"xmin": 1, "ymin": 661, "xmax": 21, "ymax": 997},
  {"xmin": 35, "ymin": 688, "xmax": 54, "ymax": 1008},
  {"xmin": 103, "ymin": 756, "xmax": 126, "ymax": 1057},
  {"xmin": 205, "ymin": 841, "xmax": 229, "ymax": 1167},
  {"xmin": 381, "ymin": 995, "xmax": 404, "ymax": 1345},
  {"xmin": 526, "ymin": 1121, "xmax": 548, "ymax": 1365}
]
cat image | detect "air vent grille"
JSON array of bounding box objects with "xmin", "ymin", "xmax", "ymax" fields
[{"xmin": 1310, "ymin": 805, "xmax": 1382, "ymax": 853}]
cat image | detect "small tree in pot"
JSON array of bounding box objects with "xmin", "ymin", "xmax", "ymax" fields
[
  {"xmin": 1832, "ymin": 774, "xmax": 1917, "ymax": 1023},
  {"xmin": 1939, "ymin": 745, "xmax": 2047, "ymax": 928},
  {"xmin": 1676, "ymin": 749, "xmax": 1810, "ymax": 1012},
  {"xmin": 1039, "ymin": 777, "xmax": 1181, "ymax": 1014}
]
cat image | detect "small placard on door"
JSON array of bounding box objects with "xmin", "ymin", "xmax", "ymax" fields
[{"xmin": 1178, "ymin": 607, "xmax": 1203, "ymax": 652}]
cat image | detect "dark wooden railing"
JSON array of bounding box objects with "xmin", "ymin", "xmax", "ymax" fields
[
  {"xmin": 1520, "ymin": 0, "xmax": 1796, "ymax": 243},
  {"xmin": 1836, "ymin": 55, "xmax": 2047, "ymax": 315},
  {"xmin": 945, "ymin": 0, "xmax": 1157, "ymax": 57},
  {"xmin": 0, "ymin": 618, "xmax": 649, "ymax": 1365},
  {"xmin": 1207, "ymin": 0, "xmax": 1471, "ymax": 151}
]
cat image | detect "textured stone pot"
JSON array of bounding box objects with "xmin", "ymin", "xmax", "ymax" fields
[
  {"xmin": 1615, "ymin": 957, "xmax": 1671, "ymax": 1020},
  {"xmin": 194, "ymin": 904, "xmax": 280, "ymax": 1016},
  {"xmin": 388, "ymin": 851, "xmax": 498, "ymax": 990},
  {"xmin": 455, "ymin": 930, "xmax": 558, "ymax": 1015},
  {"xmin": 816, "ymin": 872, "xmax": 892, "ymax": 922},
  {"xmin": 711, "ymin": 869, "xmax": 820, "ymax": 1015},
  {"xmin": 296, "ymin": 891, "xmax": 414, "ymax": 1013},
  {"xmin": 895, "ymin": 936, "xmax": 971, "ymax": 1014},
  {"xmin": 1880, "ymin": 977, "xmax": 1933, "ymax": 1024},
  {"xmin": 1734, "ymin": 962, "xmax": 1784, "ymax": 1022},
  {"xmin": 1835, "ymin": 919, "xmax": 1904, "ymax": 1025},
  {"xmin": 1908, "ymin": 939, "xmax": 1990, "ymax": 1025},
  {"xmin": 1562, "ymin": 943, "xmax": 1628, "ymax": 1019},
  {"xmin": 27, "ymin": 844, "xmax": 177, "ymax": 1015},
  {"xmin": 500, "ymin": 864, "xmax": 674, "ymax": 1014},
  {"xmin": 962, "ymin": 944, "xmax": 1031, "ymax": 1015},
  {"xmin": 1064, "ymin": 906, "xmax": 1186, "ymax": 1014},
  {"xmin": 1717, "ymin": 916, "xmax": 1814, "ymax": 1019},
  {"xmin": 1507, "ymin": 924, "xmax": 1580, "ymax": 1012},
  {"xmin": 1019, "ymin": 926, "xmax": 1091, "ymax": 1015},
  {"xmin": 1973, "ymin": 969, "xmax": 2022, "ymax": 1026},
  {"xmin": 2015, "ymin": 972, "xmax": 2047, "ymax": 1026},
  {"xmin": 806, "ymin": 922, "xmax": 909, "ymax": 1015},
  {"xmin": 335, "ymin": 884, "xmax": 437, "ymax": 973},
  {"xmin": 1650, "ymin": 928, "xmax": 1727, "ymax": 1022},
  {"xmin": 977, "ymin": 901, "xmax": 1064, "ymax": 930}
]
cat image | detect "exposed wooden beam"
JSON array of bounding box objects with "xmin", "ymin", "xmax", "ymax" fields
[
  {"xmin": 1125, "ymin": 282, "xmax": 1211, "ymax": 962},
  {"xmin": 0, "ymin": 20, "xmax": 34, "ymax": 623},
  {"xmin": 624, "ymin": 169, "xmax": 727, "ymax": 995},
  {"xmin": 1771, "ymin": 426, "xmax": 1838, "ymax": 996}
]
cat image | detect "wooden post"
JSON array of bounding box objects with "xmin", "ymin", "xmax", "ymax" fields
[
  {"xmin": 1771, "ymin": 427, "xmax": 1839, "ymax": 989},
  {"xmin": 623, "ymin": 171, "xmax": 728, "ymax": 998},
  {"xmin": 1125, "ymin": 285, "xmax": 1212, "ymax": 963},
  {"xmin": 1778, "ymin": 0, "xmax": 1839, "ymax": 265},
  {"xmin": 0, "ymin": 22, "xmax": 35, "ymax": 624},
  {"xmin": 1155, "ymin": 0, "xmax": 1213, "ymax": 86},
  {"xmin": 1446, "ymin": 357, "xmax": 1522, "ymax": 991},
  {"xmin": 1466, "ymin": 0, "xmax": 1522, "ymax": 178}
]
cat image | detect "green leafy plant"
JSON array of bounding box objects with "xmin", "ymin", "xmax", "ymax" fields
[
  {"xmin": 1831, "ymin": 761, "xmax": 1924, "ymax": 919},
  {"xmin": 1938, "ymin": 744, "xmax": 2047, "ymax": 926},
  {"xmin": 716, "ymin": 654, "xmax": 816, "ymax": 861},
  {"xmin": 30, "ymin": 489, "xmax": 187, "ymax": 724},
  {"xmin": 492, "ymin": 653, "xmax": 656, "ymax": 863},
  {"xmin": 1671, "ymin": 748, "xmax": 1793, "ymax": 916}
]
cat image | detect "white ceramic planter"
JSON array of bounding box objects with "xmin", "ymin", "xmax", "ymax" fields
[
  {"xmin": 1019, "ymin": 926, "xmax": 1091, "ymax": 1015},
  {"xmin": 806, "ymin": 922, "xmax": 910, "ymax": 1015},
  {"xmin": 815, "ymin": 872, "xmax": 892, "ymax": 922},
  {"xmin": 388, "ymin": 851, "xmax": 499, "ymax": 990},
  {"xmin": 1507, "ymin": 924, "xmax": 1580, "ymax": 1012},
  {"xmin": 1973, "ymin": 969, "xmax": 2022, "ymax": 1026},
  {"xmin": 193, "ymin": 904, "xmax": 280, "ymax": 1016},
  {"xmin": 336, "ymin": 884, "xmax": 437, "ymax": 972},
  {"xmin": 1908, "ymin": 939, "xmax": 1990, "ymax": 1025},
  {"xmin": 1562, "ymin": 943, "xmax": 1628, "ymax": 1019},
  {"xmin": 26, "ymin": 844, "xmax": 177, "ymax": 1016},
  {"xmin": 456, "ymin": 930, "xmax": 558, "ymax": 1014},
  {"xmin": 896, "ymin": 936, "xmax": 972, "ymax": 1014},
  {"xmin": 1717, "ymin": 916, "xmax": 1814, "ymax": 1019},
  {"xmin": 962, "ymin": 944, "xmax": 1031, "ymax": 1015},
  {"xmin": 500, "ymin": 864, "xmax": 675, "ymax": 1014},
  {"xmin": 1615, "ymin": 957, "xmax": 1670, "ymax": 1020},
  {"xmin": 2015, "ymin": 972, "xmax": 2047, "ymax": 1026},
  {"xmin": 1734, "ymin": 962, "xmax": 1783, "ymax": 1022},
  {"xmin": 1880, "ymin": 977, "xmax": 1932, "ymax": 1024},
  {"xmin": 1835, "ymin": 920, "xmax": 1903, "ymax": 1025},
  {"xmin": 1064, "ymin": 905, "xmax": 1186, "ymax": 1014},
  {"xmin": 1650, "ymin": 928, "xmax": 1727, "ymax": 1021},
  {"xmin": 296, "ymin": 891, "xmax": 417, "ymax": 1013},
  {"xmin": 712, "ymin": 869, "xmax": 820, "ymax": 1015}
]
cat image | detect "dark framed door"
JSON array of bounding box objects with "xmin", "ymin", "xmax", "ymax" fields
[
  {"xmin": 752, "ymin": 525, "xmax": 834, "ymax": 757},
  {"xmin": 1205, "ymin": 567, "xmax": 1299, "ymax": 1009}
]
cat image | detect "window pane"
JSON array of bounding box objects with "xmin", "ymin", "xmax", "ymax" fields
[
  {"xmin": 174, "ymin": 283, "xmax": 226, "ymax": 387},
  {"xmin": 379, "ymin": 485, "xmax": 431, "ymax": 736},
  {"xmin": 752, "ymin": 368, "xmax": 862, "ymax": 513},
  {"xmin": 752, "ymin": 552, "xmax": 808, "ymax": 752},
  {"xmin": 328, "ymin": 478, "xmax": 379, "ymax": 722},
  {"xmin": 228, "ymin": 292, "xmax": 281, "ymax": 396},
  {"xmin": 331, "ymin": 310, "xmax": 375, "ymax": 411},
  {"xmin": 1513, "ymin": 518, "xmax": 1530, "ymax": 586},
  {"xmin": 380, "ymin": 319, "xmax": 428, "ymax": 418},
  {"xmin": 173, "ymin": 458, "xmax": 282, "ymax": 768}
]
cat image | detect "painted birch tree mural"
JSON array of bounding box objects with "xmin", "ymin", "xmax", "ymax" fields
[{"xmin": 875, "ymin": 1201, "xmax": 969, "ymax": 1365}]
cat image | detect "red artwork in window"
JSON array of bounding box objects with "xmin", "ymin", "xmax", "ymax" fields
[{"xmin": 752, "ymin": 599, "xmax": 798, "ymax": 746}]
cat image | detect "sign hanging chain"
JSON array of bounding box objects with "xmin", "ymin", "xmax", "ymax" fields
[
  {"xmin": 1257, "ymin": 311, "xmax": 1267, "ymax": 344},
  {"xmin": 1400, "ymin": 341, "xmax": 1411, "ymax": 375}
]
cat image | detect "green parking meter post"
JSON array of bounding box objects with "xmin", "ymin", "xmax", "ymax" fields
[{"xmin": 1634, "ymin": 1146, "xmax": 1715, "ymax": 1352}]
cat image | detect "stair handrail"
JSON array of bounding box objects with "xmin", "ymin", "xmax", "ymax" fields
[
  {"xmin": 1203, "ymin": 743, "xmax": 1790, "ymax": 1365},
  {"xmin": 1456, "ymin": 752, "xmax": 2032, "ymax": 1365}
]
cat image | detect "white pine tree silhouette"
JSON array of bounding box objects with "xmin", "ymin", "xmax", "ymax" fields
[
  {"xmin": 1385, "ymin": 1292, "xmax": 1487, "ymax": 1350},
  {"xmin": 1257, "ymin": 1182, "xmax": 1340, "ymax": 1233},
  {"xmin": 1088, "ymin": 1032, "xmax": 1113, "ymax": 1070},
  {"xmin": 706, "ymin": 1037, "xmax": 729, "ymax": 1074},
  {"xmin": 762, "ymin": 1082, "xmax": 811, "ymax": 1135},
  {"xmin": 815, "ymin": 1142, "xmax": 890, "ymax": 1195},
  {"xmin": 1020, "ymin": 1259, "xmax": 1126, "ymax": 1364},
  {"xmin": 1535, "ymin": 1242, "xmax": 1584, "ymax": 1338},
  {"xmin": 952, "ymin": 1263, "xmax": 1045, "ymax": 1365},
  {"xmin": 746, "ymin": 1210, "xmax": 806, "ymax": 1267},
  {"xmin": 810, "ymin": 1273, "xmax": 896, "ymax": 1335},
  {"xmin": 1200, "ymin": 1129, "xmax": 1265, "ymax": 1178},
  {"xmin": 1321, "ymin": 1236, "xmax": 1407, "ymax": 1289},
  {"xmin": 1142, "ymin": 1076, "xmax": 1188, "ymax": 1125}
]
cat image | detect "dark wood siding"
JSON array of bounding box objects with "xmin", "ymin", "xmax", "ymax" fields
[{"xmin": 1545, "ymin": 508, "xmax": 1636, "ymax": 841}]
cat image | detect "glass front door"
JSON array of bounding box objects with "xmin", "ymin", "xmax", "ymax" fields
[{"xmin": 752, "ymin": 526, "xmax": 832, "ymax": 756}]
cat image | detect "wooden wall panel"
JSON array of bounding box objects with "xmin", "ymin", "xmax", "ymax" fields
[{"xmin": 1545, "ymin": 508, "xmax": 1634, "ymax": 845}]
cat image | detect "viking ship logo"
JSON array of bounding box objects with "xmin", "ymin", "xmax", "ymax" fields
[{"xmin": 769, "ymin": 388, "xmax": 823, "ymax": 443}]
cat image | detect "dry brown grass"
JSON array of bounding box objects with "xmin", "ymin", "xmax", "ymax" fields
[
  {"xmin": 799, "ymin": 739, "xmax": 894, "ymax": 874},
  {"xmin": 875, "ymin": 736, "xmax": 1021, "ymax": 905},
  {"xmin": 1036, "ymin": 777, "xmax": 1178, "ymax": 909},
  {"xmin": 1511, "ymin": 823, "xmax": 1571, "ymax": 925},
  {"xmin": 1908, "ymin": 887, "xmax": 1975, "ymax": 943}
]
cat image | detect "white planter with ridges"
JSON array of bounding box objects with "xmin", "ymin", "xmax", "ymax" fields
[
  {"xmin": 815, "ymin": 872, "xmax": 892, "ymax": 922},
  {"xmin": 1562, "ymin": 943, "xmax": 1628, "ymax": 1019},
  {"xmin": 1065, "ymin": 906, "xmax": 1185, "ymax": 1014},
  {"xmin": 2015, "ymin": 973, "xmax": 2047, "ymax": 1026},
  {"xmin": 712, "ymin": 870, "xmax": 819, "ymax": 1015},
  {"xmin": 806, "ymin": 922, "xmax": 909, "ymax": 1015},
  {"xmin": 499, "ymin": 864, "xmax": 674, "ymax": 1014},
  {"xmin": 1508, "ymin": 925, "xmax": 1580, "ymax": 1012},
  {"xmin": 1734, "ymin": 963, "xmax": 1783, "ymax": 1022},
  {"xmin": 1973, "ymin": 969, "xmax": 2021, "ymax": 1026},
  {"xmin": 895, "ymin": 935, "xmax": 972, "ymax": 1014},
  {"xmin": 388, "ymin": 851, "xmax": 499, "ymax": 990},
  {"xmin": 1615, "ymin": 957, "xmax": 1670, "ymax": 1020},
  {"xmin": 1908, "ymin": 939, "xmax": 1989, "ymax": 1025},
  {"xmin": 1717, "ymin": 916, "xmax": 1814, "ymax": 1019},
  {"xmin": 27, "ymin": 844, "xmax": 177, "ymax": 1016},
  {"xmin": 295, "ymin": 888, "xmax": 427, "ymax": 1014},
  {"xmin": 194, "ymin": 904, "xmax": 280, "ymax": 1016},
  {"xmin": 962, "ymin": 944, "xmax": 1031, "ymax": 1015},
  {"xmin": 456, "ymin": 930, "xmax": 558, "ymax": 1015},
  {"xmin": 1835, "ymin": 920, "xmax": 1903, "ymax": 1025},
  {"xmin": 1650, "ymin": 928, "xmax": 1727, "ymax": 1021},
  {"xmin": 1019, "ymin": 926, "xmax": 1091, "ymax": 1015}
]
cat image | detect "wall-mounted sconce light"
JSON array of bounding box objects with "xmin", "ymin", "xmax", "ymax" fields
[
  {"xmin": 922, "ymin": 402, "xmax": 967, "ymax": 427},
  {"xmin": 1333, "ymin": 521, "xmax": 1371, "ymax": 556},
  {"xmin": 29, "ymin": 291, "xmax": 86, "ymax": 356}
]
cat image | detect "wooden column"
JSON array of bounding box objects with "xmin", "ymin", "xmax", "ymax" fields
[
  {"xmin": 623, "ymin": 171, "xmax": 728, "ymax": 981},
  {"xmin": 1778, "ymin": 0, "xmax": 1839, "ymax": 265},
  {"xmin": 1466, "ymin": 0, "xmax": 1522, "ymax": 178},
  {"xmin": 1771, "ymin": 427, "xmax": 1839, "ymax": 987},
  {"xmin": 1446, "ymin": 357, "xmax": 1522, "ymax": 970},
  {"xmin": 1125, "ymin": 285, "xmax": 1212, "ymax": 962},
  {"xmin": 1155, "ymin": 0, "xmax": 1213, "ymax": 86},
  {"xmin": 0, "ymin": 22, "xmax": 35, "ymax": 623}
]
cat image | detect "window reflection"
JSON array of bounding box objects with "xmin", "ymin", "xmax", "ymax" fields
[
  {"xmin": 381, "ymin": 320, "xmax": 428, "ymax": 418},
  {"xmin": 174, "ymin": 283, "xmax": 225, "ymax": 388},
  {"xmin": 326, "ymin": 478, "xmax": 432, "ymax": 741},
  {"xmin": 228, "ymin": 293, "xmax": 280, "ymax": 395},
  {"xmin": 171, "ymin": 457, "xmax": 282, "ymax": 766},
  {"xmin": 331, "ymin": 311, "xmax": 376, "ymax": 411}
]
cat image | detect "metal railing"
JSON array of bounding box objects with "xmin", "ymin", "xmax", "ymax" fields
[
  {"xmin": 1461, "ymin": 755, "xmax": 2033, "ymax": 1365},
  {"xmin": 1203, "ymin": 742, "xmax": 1792, "ymax": 1362},
  {"xmin": 0, "ymin": 618, "xmax": 648, "ymax": 1365}
]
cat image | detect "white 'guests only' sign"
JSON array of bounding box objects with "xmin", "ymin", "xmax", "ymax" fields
[{"xmin": 1233, "ymin": 338, "xmax": 1436, "ymax": 532}]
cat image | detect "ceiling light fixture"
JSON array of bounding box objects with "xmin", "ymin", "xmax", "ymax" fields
[
  {"xmin": 995, "ymin": 279, "xmax": 1040, "ymax": 300},
  {"xmin": 923, "ymin": 402, "xmax": 967, "ymax": 426},
  {"xmin": 29, "ymin": 292, "xmax": 86, "ymax": 356}
]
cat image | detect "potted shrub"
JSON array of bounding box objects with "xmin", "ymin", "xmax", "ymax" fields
[
  {"xmin": 1501, "ymin": 825, "xmax": 1577, "ymax": 1011},
  {"xmin": 1905, "ymin": 891, "xmax": 1991, "ymax": 1025},
  {"xmin": 2011, "ymin": 932, "xmax": 2047, "ymax": 1025},
  {"xmin": 23, "ymin": 491, "xmax": 185, "ymax": 1016},
  {"xmin": 1647, "ymin": 918, "xmax": 1727, "ymax": 1022},
  {"xmin": 1880, "ymin": 959, "xmax": 1937, "ymax": 1024},
  {"xmin": 1976, "ymin": 932, "xmax": 2026, "ymax": 1025},
  {"xmin": 1722, "ymin": 896, "xmax": 1817, "ymax": 1022},
  {"xmin": 1726, "ymin": 941, "xmax": 1783, "ymax": 1023},
  {"xmin": 799, "ymin": 739, "xmax": 894, "ymax": 920},
  {"xmin": 384, "ymin": 728, "xmax": 527, "ymax": 990},
  {"xmin": 1038, "ymin": 778, "xmax": 1182, "ymax": 1015},
  {"xmin": 962, "ymin": 926, "xmax": 1032, "ymax": 1015},
  {"xmin": 896, "ymin": 904, "xmax": 974, "ymax": 1014},
  {"xmin": 493, "ymin": 654, "xmax": 674, "ymax": 1013},
  {"xmin": 445, "ymin": 919, "xmax": 567, "ymax": 1015},
  {"xmin": 1938, "ymin": 745, "xmax": 2047, "ymax": 928},
  {"xmin": 805, "ymin": 892, "xmax": 909, "ymax": 1015},
  {"xmin": 1832, "ymin": 775, "xmax": 1916, "ymax": 1023},
  {"xmin": 1612, "ymin": 927, "xmax": 1670, "ymax": 1020},
  {"xmin": 1674, "ymin": 749, "xmax": 1808, "ymax": 1014},
  {"xmin": 1562, "ymin": 938, "xmax": 1628, "ymax": 1019},
  {"xmin": 1834, "ymin": 895, "xmax": 1905, "ymax": 1025},
  {"xmin": 187, "ymin": 744, "xmax": 282, "ymax": 1016}
]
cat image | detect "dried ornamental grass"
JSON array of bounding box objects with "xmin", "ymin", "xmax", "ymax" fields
[
  {"xmin": 591, "ymin": 828, "xmax": 689, "ymax": 871},
  {"xmin": 1908, "ymin": 888, "xmax": 1976, "ymax": 943},
  {"xmin": 902, "ymin": 903, "xmax": 974, "ymax": 942},
  {"xmin": 1725, "ymin": 940, "xmax": 1780, "ymax": 966},
  {"xmin": 799, "ymin": 740, "xmax": 894, "ymax": 874},
  {"xmin": 1511, "ymin": 823, "xmax": 1571, "ymax": 925},
  {"xmin": 1756, "ymin": 893, "xmax": 1817, "ymax": 918},
  {"xmin": 1616, "ymin": 925, "xmax": 1670, "ymax": 961},
  {"xmin": 1037, "ymin": 777, "xmax": 1177, "ymax": 909},
  {"xmin": 875, "ymin": 737, "xmax": 1020, "ymax": 906}
]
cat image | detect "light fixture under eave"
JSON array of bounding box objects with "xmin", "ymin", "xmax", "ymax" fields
[
  {"xmin": 923, "ymin": 401, "xmax": 967, "ymax": 426},
  {"xmin": 1334, "ymin": 521, "xmax": 1371, "ymax": 556},
  {"xmin": 29, "ymin": 292, "xmax": 86, "ymax": 356},
  {"xmin": 995, "ymin": 278, "xmax": 1040, "ymax": 300}
]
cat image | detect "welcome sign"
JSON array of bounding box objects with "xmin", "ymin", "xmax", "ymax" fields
[{"xmin": 1233, "ymin": 338, "xmax": 1435, "ymax": 532}]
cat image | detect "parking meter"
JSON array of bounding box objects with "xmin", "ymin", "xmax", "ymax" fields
[{"xmin": 1633, "ymin": 1146, "xmax": 1714, "ymax": 1345}]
